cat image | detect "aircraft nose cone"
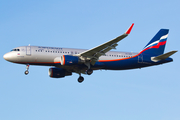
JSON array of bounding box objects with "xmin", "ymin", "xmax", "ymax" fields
[{"xmin": 3, "ymin": 53, "xmax": 11, "ymax": 61}]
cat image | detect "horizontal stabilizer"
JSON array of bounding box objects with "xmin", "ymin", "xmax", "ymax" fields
[{"xmin": 151, "ymin": 50, "xmax": 177, "ymax": 62}]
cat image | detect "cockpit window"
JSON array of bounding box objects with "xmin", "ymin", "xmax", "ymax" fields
[{"xmin": 11, "ymin": 49, "xmax": 20, "ymax": 51}]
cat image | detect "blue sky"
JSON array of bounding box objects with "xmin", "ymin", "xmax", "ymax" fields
[{"xmin": 0, "ymin": 0, "xmax": 180, "ymax": 120}]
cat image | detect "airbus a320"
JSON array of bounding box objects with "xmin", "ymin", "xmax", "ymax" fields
[{"xmin": 3, "ymin": 24, "xmax": 177, "ymax": 83}]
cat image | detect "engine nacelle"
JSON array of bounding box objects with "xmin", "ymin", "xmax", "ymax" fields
[
  {"xmin": 49, "ymin": 67, "xmax": 72, "ymax": 78},
  {"xmin": 60, "ymin": 55, "xmax": 80, "ymax": 65}
]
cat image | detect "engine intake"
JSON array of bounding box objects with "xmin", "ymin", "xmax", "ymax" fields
[
  {"xmin": 60, "ymin": 55, "xmax": 80, "ymax": 65},
  {"xmin": 49, "ymin": 67, "xmax": 72, "ymax": 78}
]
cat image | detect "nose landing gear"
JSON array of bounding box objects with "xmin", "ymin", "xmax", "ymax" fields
[{"xmin": 25, "ymin": 64, "xmax": 29, "ymax": 75}]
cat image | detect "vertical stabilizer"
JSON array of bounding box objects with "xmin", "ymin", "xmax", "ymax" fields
[{"xmin": 140, "ymin": 29, "xmax": 169, "ymax": 56}]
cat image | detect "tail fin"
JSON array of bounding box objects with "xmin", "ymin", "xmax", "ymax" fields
[{"xmin": 140, "ymin": 29, "xmax": 169, "ymax": 56}]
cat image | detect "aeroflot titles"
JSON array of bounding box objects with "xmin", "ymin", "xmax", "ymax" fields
[{"xmin": 38, "ymin": 46, "xmax": 63, "ymax": 50}]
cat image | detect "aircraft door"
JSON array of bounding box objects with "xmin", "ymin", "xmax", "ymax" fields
[
  {"xmin": 26, "ymin": 46, "xmax": 31, "ymax": 56},
  {"xmin": 138, "ymin": 54, "xmax": 143, "ymax": 63}
]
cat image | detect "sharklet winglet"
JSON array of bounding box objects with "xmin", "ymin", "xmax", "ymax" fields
[{"xmin": 125, "ymin": 23, "xmax": 134, "ymax": 34}]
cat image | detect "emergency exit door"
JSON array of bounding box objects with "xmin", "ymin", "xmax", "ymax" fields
[
  {"xmin": 26, "ymin": 46, "xmax": 31, "ymax": 56},
  {"xmin": 138, "ymin": 54, "xmax": 143, "ymax": 63}
]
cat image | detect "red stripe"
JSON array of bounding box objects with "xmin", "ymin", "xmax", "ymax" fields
[{"xmin": 139, "ymin": 41, "xmax": 167, "ymax": 54}]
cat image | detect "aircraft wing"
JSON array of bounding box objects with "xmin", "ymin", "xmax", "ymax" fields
[{"xmin": 79, "ymin": 23, "xmax": 134, "ymax": 65}]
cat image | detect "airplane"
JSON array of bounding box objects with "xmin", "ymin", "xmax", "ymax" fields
[{"xmin": 3, "ymin": 23, "xmax": 177, "ymax": 83}]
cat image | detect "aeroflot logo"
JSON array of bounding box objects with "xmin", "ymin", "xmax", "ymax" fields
[{"xmin": 143, "ymin": 34, "xmax": 168, "ymax": 50}]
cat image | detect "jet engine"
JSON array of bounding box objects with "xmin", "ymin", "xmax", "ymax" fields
[
  {"xmin": 60, "ymin": 55, "xmax": 80, "ymax": 65},
  {"xmin": 49, "ymin": 67, "xmax": 72, "ymax": 78}
]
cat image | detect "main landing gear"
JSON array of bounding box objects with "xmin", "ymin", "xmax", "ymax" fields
[
  {"xmin": 78, "ymin": 76, "xmax": 84, "ymax": 83},
  {"xmin": 86, "ymin": 69, "xmax": 93, "ymax": 75},
  {"xmin": 77, "ymin": 69, "xmax": 93, "ymax": 83},
  {"xmin": 25, "ymin": 64, "xmax": 29, "ymax": 75},
  {"xmin": 84, "ymin": 62, "xmax": 93, "ymax": 75},
  {"xmin": 77, "ymin": 71, "xmax": 85, "ymax": 83}
]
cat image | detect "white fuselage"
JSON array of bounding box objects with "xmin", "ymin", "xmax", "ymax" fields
[{"xmin": 4, "ymin": 46, "xmax": 138, "ymax": 65}]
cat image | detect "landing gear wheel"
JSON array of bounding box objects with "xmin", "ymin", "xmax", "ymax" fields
[
  {"xmin": 78, "ymin": 76, "xmax": 84, "ymax": 83},
  {"xmin": 87, "ymin": 69, "xmax": 93, "ymax": 75},
  {"xmin": 25, "ymin": 64, "xmax": 29, "ymax": 75},
  {"xmin": 25, "ymin": 70, "xmax": 29, "ymax": 75}
]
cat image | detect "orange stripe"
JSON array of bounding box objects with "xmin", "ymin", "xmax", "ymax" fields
[
  {"xmin": 54, "ymin": 61, "xmax": 61, "ymax": 64},
  {"xmin": 62, "ymin": 55, "xmax": 65, "ymax": 65}
]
